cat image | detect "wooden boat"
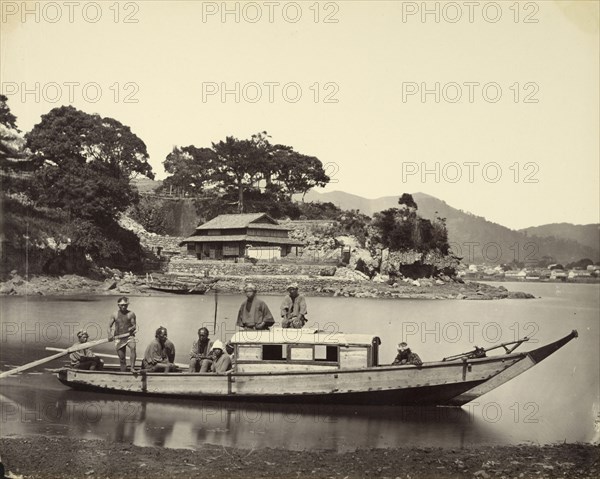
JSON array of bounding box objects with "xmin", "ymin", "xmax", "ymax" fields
[
  {"xmin": 148, "ymin": 282, "xmax": 209, "ymax": 295},
  {"xmin": 55, "ymin": 329, "xmax": 578, "ymax": 406}
]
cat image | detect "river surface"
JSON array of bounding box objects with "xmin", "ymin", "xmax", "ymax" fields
[{"xmin": 1, "ymin": 282, "xmax": 598, "ymax": 451}]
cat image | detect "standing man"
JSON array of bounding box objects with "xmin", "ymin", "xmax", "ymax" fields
[
  {"xmin": 189, "ymin": 327, "xmax": 214, "ymax": 372},
  {"xmin": 280, "ymin": 282, "xmax": 307, "ymax": 329},
  {"xmin": 142, "ymin": 326, "xmax": 176, "ymax": 372},
  {"xmin": 70, "ymin": 330, "xmax": 104, "ymax": 370},
  {"xmin": 108, "ymin": 297, "xmax": 137, "ymax": 372},
  {"xmin": 236, "ymin": 283, "xmax": 274, "ymax": 330}
]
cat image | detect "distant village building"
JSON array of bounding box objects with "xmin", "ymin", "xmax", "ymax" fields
[
  {"xmin": 179, "ymin": 213, "xmax": 303, "ymax": 261},
  {"xmin": 549, "ymin": 269, "xmax": 567, "ymax": 280},
  {"xmin": 505, "ymin": 270, "xmax": 527, "ymax": 280},
  {"xmin": 568, "ymin": 269, "xmax": 592, "ymax": 279}
]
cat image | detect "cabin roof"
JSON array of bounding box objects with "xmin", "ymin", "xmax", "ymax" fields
[
  {"xmin": 196, "ymin": 213, "xmax": 280, "ymax": 230},
  {"xmin": 230, "ymin": 328, "xmax": 377, "ymax": 346}
]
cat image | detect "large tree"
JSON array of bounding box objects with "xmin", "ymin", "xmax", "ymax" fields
[
  {"xmin": 162, "ymin": 131, "xmax": 330, "ymax": 214},
  {"xmin": 211, "ymin": 135, "xmax": 265, "ymax": 213},
  {"xmin": 25, "ymin": 106, "xmax": 153, "ymax": 267},
  {"xmin": 0, "ymin": 95, "xmax": 41, "ymax": 193},
  {"xmin": 275, "ymin": 151, "xmax": 329, "ymax": 201},
  {"xmin": 26, "ymin": 106, "xmax": 153, "ymax": 179},
  {"xmin": 372, "ymin": 195, "xmax": 449, "ymax": 254},
  {"xmin": 162, "ymin": 145, "xmax": 218, "ymax": 197}
]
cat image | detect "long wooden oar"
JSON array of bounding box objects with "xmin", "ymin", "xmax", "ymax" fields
[{"xmin": 0, "ymin": 332, "xmax": 131, "ymax": 379}]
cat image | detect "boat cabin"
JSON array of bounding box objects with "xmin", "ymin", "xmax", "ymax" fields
[{"xmin": 230, "ymin": 328, "xmax": 381, "ymax": 373}]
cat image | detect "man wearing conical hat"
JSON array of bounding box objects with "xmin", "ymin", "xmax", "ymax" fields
[
  {"xmin": 236, "ymin": 283, "xmax": 275, "ymax": 330},
  {"xmin": 209, "ymin": 340, "xmax": 232, "ymax": 373}
]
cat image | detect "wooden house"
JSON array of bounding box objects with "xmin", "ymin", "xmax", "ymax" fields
[{"xmin": 180, "ymin": 213, "xmax": 303, "ymax": 261}]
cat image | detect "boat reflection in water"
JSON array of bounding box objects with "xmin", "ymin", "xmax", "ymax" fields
[{"xmin": 2, "ymin": 384, "xmax": 510, "ymax": 452}]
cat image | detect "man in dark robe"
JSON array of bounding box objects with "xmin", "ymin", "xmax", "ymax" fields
[{"xmin": 236, "ymin": 283, "xmax": 274, "ymax": 330}]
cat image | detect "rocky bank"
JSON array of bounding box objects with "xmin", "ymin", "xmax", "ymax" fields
[
  {"xmin": 0, "ymin": 269, "xmax": 534, "ymax": 300},
  {"xmin": 0, "ymin": 437, "xmax": 597, "ymax": 479}
]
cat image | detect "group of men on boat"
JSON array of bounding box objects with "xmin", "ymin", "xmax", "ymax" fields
[
  {"xmin": 69, "ymin": 282, "xmax": 313, "ymax": 373},
  {"xmin": 70, "ymin": 284, "xmax": 423, "ymax": 372},
  {"xmin": 236, "ymin": 282, "xmax": 308, "ymax": 330}
]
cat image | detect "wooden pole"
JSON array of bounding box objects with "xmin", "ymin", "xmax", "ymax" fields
[
  {"xmin": 0, "ymin": 332, "xmax": 131, "ymax": 379},
  {"xmin": 213, "ymin": 287, "xmax": 218, "ymax": 336}
]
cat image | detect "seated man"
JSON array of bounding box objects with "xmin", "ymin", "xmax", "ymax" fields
[
  {"xmin": 165, "ymin": 338, "xmax": 176, "ymax": 364},
  {"xmin": 210, "ymin": 340, "xmax": 232, "ymax": 373},
  {"xmin": 141, "ymin": 326, "xmax": 176, "ymax": 372},
  {"xmin": 280, "ymin": 283, "xmax": 307, "ymax": 329},
  {"xmin": 225, "ymin": 340, "xmax": 235, "ymax": 364},
  {"xmin": 392, "ymin": 342, "xmax": 423, "ymax": 366},
  {"xmin": 70, "ymin": 331, "xmax": 104, "ymax": 370},
  {"xmin": 189, "ymin": 327, "xmax": 213, "ymax": 372}
]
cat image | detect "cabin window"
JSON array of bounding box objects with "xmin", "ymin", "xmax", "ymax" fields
[
  {"xmin": 290, "ymin": 347, "xmax": 313, "ymax": 361},
  {"xmin": 262, "ymin": 345, "xmax": 286, "ymax": 361},
  {"xmin": 314, "ymin": 345, "xmax": 338, "ymax": 362},
  {"xmin": 237, "ymin": 346, "xmax": 262, "ymax": 360}
]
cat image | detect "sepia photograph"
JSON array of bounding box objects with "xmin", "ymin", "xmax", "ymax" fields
[{"xmin": 0, "ymin": 1, "xmax": 598, "ymax": 477}]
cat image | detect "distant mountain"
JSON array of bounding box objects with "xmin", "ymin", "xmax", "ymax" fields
[
  {"xmin": 302, "ymin": 190, "xmax": 600, "ymax": 265},
  {"xmin": 519, "ymin": 224, "xmax": 600, "ymax": 255}
]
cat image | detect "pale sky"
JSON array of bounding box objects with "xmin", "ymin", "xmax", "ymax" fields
[{"xmin": 1, "ymin": 0, "xmax": 598, "ymax": 229}]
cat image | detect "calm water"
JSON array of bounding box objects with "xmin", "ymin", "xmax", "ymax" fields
[{"xmin": 1, "ymin": 282, "xmax": 598, "ymax": 451}]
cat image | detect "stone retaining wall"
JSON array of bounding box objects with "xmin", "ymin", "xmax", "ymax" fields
[{"xmin": 167, "ymin": 257, "xmax": 337, "ymax": 277}]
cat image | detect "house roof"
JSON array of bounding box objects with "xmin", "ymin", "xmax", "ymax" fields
[
  {"xmin": 180, "ymin": 235, "xmax": 304, "ymax": 246},
  {"xmin": 195, "ymin": 213, "xmax": 279, "ymax": 230},
  {"xmin": 231, "ymin": 328, "xmax": 378, "ymax": 346}
]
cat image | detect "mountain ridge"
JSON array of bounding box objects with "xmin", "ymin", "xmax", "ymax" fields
[{"xmin": 302, "ymin": 190, "xmax": 599, "ymax": 264}]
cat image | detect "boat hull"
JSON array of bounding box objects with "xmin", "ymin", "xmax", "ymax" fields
[
  {"xmin": 57, "ymin": 355, "xmax": 522, "ymax": 406},
  {"xmin": 148, "ymin": 286, "xmax": 207, "ymax": 295},
  {"xmin": 55, "ymin": 331, "xmax": 578, "ymax": 406}
]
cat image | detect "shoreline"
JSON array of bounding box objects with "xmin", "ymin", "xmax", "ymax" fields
[
  {"xmin": 0, "ymin": 273, "xmax": 537, "ymax": 300},
  {"xmin": 0, "ymin": 437, "xmax": 597, "ymax": 479}
]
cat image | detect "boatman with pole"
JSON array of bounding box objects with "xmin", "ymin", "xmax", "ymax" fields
[
  {"xmin": 236, "ymin": 283, "xmax": 275, "ymax": 330},
  {"xmin": 108, "ymin": 297, "xmax": 138, "ymax": 372}
]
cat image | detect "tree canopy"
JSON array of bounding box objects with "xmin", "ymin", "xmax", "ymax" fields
[
  {"xmin": 26, "ymin": 106, "xmax": 153, "ymax": 179},
  {"xmin": 372, "ymin": 194, "xmax": 449, "ymax": 254},
  {"xmin": 26, "ymin": 106, "xmax": 152, "ymax": 223},
  {"xmin": 161, "ymin": 131, "xmax": 329, "ymax": 214}
]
